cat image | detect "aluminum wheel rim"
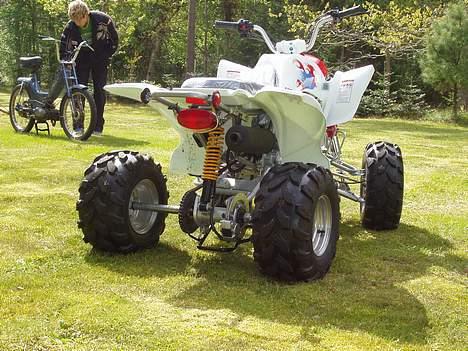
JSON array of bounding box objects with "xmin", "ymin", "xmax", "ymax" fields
[
  {"xmin": 62, "ymin": 92, "xmax": 90, "ymax": 138},
  {"xmin": 128, "ymin": 179, "xmax": 159, "ymax": 235},
  {"xmin": 12, "ymin": 89, "xmax": 32, "ymax": 131},
  {"xmin": 312, "ymin": 194, "xmax": 332, "ymax": 256},
  {"xmin": 360, "ymin": 174, "xmax": 367, "ymax": 214}
]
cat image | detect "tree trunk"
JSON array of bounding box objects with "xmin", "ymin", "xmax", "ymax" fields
[
  {"xmin": 146, "ymin": 34, "xmax": 162, "ymax": 81},
  {"xmin": 340, "ymin": 46, "xmax": 345, "ymax": 66},
  {"xmin": 186, "ymin": 0, "xmax": 197, "ymax": 78},
  {"xmin": 384, "ymin": 49, "xmax": 391, "ymax": 93},
  {"xmin": 453, "ymin": 83, "xmax": 459, "ymax": 120},
  {"xmin": 461, "ymin": 88, "xmax": 468, "ymax": 111},
  {"xmin": 222, "ymin": 0, "xmax": 236, "ymax": 21},
  {"xmin": 203, "ymin": 0, "xmax": 208, "ymax": 75},
  {"xmin": 30, "ymin": 0, "xmax": 37, "ymax": 53}
]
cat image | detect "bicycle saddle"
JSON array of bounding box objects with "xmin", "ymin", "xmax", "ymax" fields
[{"xmin": 19, "ymin": 56, "xmax": 42, "ymax": 71}]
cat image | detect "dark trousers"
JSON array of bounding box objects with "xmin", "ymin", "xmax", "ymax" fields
[{"xmin": 76, "ymin": 59, "xmax": 108, "ymax": 132}]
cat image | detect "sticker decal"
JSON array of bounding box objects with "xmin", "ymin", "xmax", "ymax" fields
[
  {"xmin": 337, "ymin": 79, "xmax": 354, "ymax": 103},
  {"xmin": 226, "ymin": 70, "xmax": 241, "ymax": 79},
  {"xmin": 294, "ymin": 59, "xmax": 317, "ymax": 90}
]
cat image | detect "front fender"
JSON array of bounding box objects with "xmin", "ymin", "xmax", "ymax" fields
[{"xmin": 70, "ymin": 84, "xmax": 88, "ymax": 90}]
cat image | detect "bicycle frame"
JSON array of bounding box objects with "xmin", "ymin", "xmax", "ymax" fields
[{"xmin": 18, "ymin": 38, "xmax": 92, "ymax": 106}]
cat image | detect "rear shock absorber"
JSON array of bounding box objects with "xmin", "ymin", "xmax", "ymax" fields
[{"xmin": 200, "ymin": 126, "xmax": 224, "ymax": 209}]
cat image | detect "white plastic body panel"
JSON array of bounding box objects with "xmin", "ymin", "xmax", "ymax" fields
[
  {"xmin": 321, "ymin": 65, "xmax": 374, "ymax": 126},
  {"xmin": 218, "ymin": 54, "xmax": 327, "ymax": 90},
  {"xmin": 104, "ymin": 54, "xmax": 373, "ymax": 175},
  {"xmin": 104, "ymin": 83, "xmax": 328, "ymax": 175}
]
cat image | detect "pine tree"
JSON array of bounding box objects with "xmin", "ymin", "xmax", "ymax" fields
[{"xmin": 419, "ymin": 1, "xmax": 468, "ymax": 120}]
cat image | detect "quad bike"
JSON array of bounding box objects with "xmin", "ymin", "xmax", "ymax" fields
[
  {"xmin": 76, "ymin": 6, "xmax": 404, "ymax": 282},
  {"xmin": 9, "ymin": 36, "xmax": 97, "ymax": 141}
]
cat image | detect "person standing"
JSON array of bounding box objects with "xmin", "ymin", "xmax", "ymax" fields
[{"xmin": 60, "ymin": 0, "xmax": 118, "ymax": 136}]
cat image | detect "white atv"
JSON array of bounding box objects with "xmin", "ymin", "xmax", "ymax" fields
[{"xmin": 76, "ymin": 6, "xmax": 404, "ymax": 282}]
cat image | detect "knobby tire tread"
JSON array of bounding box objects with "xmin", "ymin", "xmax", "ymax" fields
[
  {"xmin": 361, "ymin": 141, "xmax": 404, "ymax": 230},
  {"xmin": 77, "ymin": 150, "xmax": 169, "ymax": 252},
  {"xmin": 252, "ymin": 162, "xmax": 340, "ymax": 282}
]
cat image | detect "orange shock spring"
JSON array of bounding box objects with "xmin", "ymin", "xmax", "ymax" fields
[{"xmin": 202, "ymin": 127, "xmax": 224, "ymax": 181}]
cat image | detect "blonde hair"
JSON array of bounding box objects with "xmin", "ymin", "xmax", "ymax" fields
[{"xmin": 68, "ymin": 0, "xmax": 90, "ymax": 21}]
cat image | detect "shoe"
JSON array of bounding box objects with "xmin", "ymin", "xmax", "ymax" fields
[{"xmin": 93, "ymin": 131, "xmax": 103, "ymax": 137}]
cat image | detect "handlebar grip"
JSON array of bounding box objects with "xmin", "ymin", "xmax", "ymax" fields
[
  {"xmin": 337, "ymin": 5, "xmax": 368, "ymax": 19},
  {"xmin": 214, "ymin": 20, "xmax": 240, "ymax": 30},
  {"xmin": 214, "ymin": 19, "xmax": 254, "ymax": 35}
]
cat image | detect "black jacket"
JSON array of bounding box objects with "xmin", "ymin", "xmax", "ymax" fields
[{"xmin": 60, "ymin": 11, "xmax": 118, "ymax": 63}]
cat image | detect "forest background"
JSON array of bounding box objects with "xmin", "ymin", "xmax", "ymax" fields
[{"xmin": 0, "ymin": 0, "xmax": 467, "ymax": 119}]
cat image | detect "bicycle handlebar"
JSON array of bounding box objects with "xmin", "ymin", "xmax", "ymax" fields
[
  {"xmin": 68, "ymin": 41, "xmax": 94, "ymax": 63},
  {"xmin": 38, "ymin": 35, "xmax": 94, "ymax": 64}
]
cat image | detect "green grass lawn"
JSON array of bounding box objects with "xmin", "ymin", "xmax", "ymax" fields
[{"xmin": 0, "ymin": 90, "xmax": 466, "ymax": 351}]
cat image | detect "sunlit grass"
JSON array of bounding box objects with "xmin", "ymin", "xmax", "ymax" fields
[{"xmin": 0, "ymin": 90, "xmax": 467, "ymax": 350}]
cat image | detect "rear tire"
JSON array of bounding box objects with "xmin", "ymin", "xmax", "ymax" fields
[
  {"xmin": 9, "ymin": 84, "xmax": 35, "ymax": 133},
  {"xmin": 60, "ymin": 88, "xmax": 97, "ymax": 141},
  {"xmin": 252, "ymin": 163, "xmax": 340, "ymax": 282},
  {"xmin": 76, "ymin": 151, "xmax": 169, "ymax": 252},
  {"xmin": 360, "ymin": 141, "xmax": 404, "ymax": 230}
]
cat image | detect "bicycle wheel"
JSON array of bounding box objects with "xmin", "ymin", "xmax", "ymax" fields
[
  {"xmin": 9, "ymin": 84, "xmax": 35, "ymax": 133},
  {"xmin": 60, "ymin": 88, "xmax": 97, "ymax": 141}
]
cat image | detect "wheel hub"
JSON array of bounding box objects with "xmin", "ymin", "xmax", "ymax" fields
[
  {"xmin": 225, "ymin": 193, "xmax": 251, "ymax": 239},
  {"xmin": 128, "ymin": 179, "xmax": 160, "ymax": 234},
  {"xmin": 312, "ymin": 194, "xmax": 332, "ymax": 256}
]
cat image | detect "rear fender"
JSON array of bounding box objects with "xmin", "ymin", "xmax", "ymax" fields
[
  {"xmin": 253, "ymin": 88, "xmax": 329, "ymax": 168},
  {"xmin": 16, "ymin": 77, "xmax": 33, "ymax": 85},
  {"xmin": 104, "ymin": 82, "xmax": 331, "ymax": 173},
  {"xmin": 104, "ymin": 82, "xmax": 206, "ymax": 175}
]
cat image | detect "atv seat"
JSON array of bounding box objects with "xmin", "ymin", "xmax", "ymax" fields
[
  {"xmin": 181, "ymin": 77, "xmax": 263, "ymax": 95},
  {"xmin": 19, "ymin": 56, "xmax": 42, "ymax": 71}
]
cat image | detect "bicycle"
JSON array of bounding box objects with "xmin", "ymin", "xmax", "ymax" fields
[{"xmin": 9, "ymin": 36, "xmax": 97, "ymax": 141}]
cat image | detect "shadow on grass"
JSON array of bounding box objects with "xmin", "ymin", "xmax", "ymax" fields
[
  {"xmin": 84, "ymin": 221, "xmax": 464, "ymax": 346},
  {"xmin": 85, "ymin": 134, "xmax": 150, "ymax": 147},
  {"xmin": 11, "ymin": 129, "xmax": 150, "ymax": 147},
  {"xmin": 84, "ymin": 242, "xmax": 192, "ymax": 277}
]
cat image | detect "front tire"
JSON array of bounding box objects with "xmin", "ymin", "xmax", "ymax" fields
[
  {"xmin": 252, "ymin": 163, "xmax": 340, "ymax": 282},
  {"xmin": 76, "ymin": 151, "xmax": 169, "ymax": 252},
  {"xmin": 60, "ymin": 88, "xmax": 97, "ymax": 141},
  {"xmin": 9, "ymin": 84, "xmax": 35, "ymax": 133},
  {"xmin": 360, "ymin": 141, "xmax": 404, "ymax": 230}
]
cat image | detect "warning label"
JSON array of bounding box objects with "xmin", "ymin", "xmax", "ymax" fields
[{"xmin": 337, "ymin": 79, "xmax": 354, "ymax": 103}]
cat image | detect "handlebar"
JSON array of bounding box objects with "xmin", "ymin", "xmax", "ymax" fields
[
  {"xmin": 214, "ymin": 5, "xmax": 368, "ymax": 53},
  {"xmin": 305, "ymin": 5, "xmax": 367, "ymax": 51},
  {"xmin": 67, "ymin": 41, "xmax": 94, "ymax": 64},
  {"xmin": 214, "ymin": 19, "xmax": 276, "ymax": 53},
  {"xmin": 327, "ymin": 5, "xmax": 368, "ymax": 20},
  {"xmin": 214, "ymin": 19, "xmax": 251, "ymax": 31},
  {"xmin": 38, "ymin": 35, "xmax": 94, "ymax": 63}
]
